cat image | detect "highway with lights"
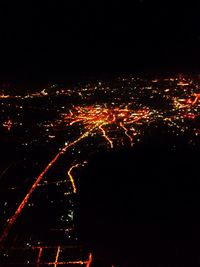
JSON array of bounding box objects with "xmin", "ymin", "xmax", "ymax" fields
[{"xmin": 0, "ymin": 74, "xmax": 200, "ymax": 266}]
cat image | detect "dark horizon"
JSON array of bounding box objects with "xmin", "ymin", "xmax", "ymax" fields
[{"xmin": 0, "ymin": 1, "xmax": 200, "ymax": 83}]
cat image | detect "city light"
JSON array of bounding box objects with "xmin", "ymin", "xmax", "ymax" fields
[{"xmin": 1, "ymin": 74, "xmax": 200, "ymax": 265}]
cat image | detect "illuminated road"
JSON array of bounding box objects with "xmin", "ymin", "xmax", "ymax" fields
[
  {"xmin": 1, "ymin": 92, "xmax": 200, "ymax": 244},
  {"xmin": 0, "ymin": 74, "xmax": 200, "ymax": 265},
  {"xmin": 2, "ymin": 99, "xmax": 200, "ymax": 239}
]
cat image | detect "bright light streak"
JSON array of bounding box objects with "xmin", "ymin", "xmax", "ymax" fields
[
  {"xmin": 36, "ymin": 247, "xmax": 43, "ymax": 267},
  {"xmin": 54, "ymin": 246, "xmax": 61, "ymax": 267},
  {"xmin": 99, "ymin": 124, "xmax": 113, "ymax": 148},
  {"xmin": 192, "ymin": 93, "xmax": 200, "ymax": 105},
  {"xmin": 86, "ymin": 253, "xmax": 92, "ymax": 267},
  {"xmin": 2, "ymin": 90, "xmax": 200, "ymax": 245},
  {"xmin": 67, "ymin": 163, "xmax": 83, "ymax": 194},
  {"xmin": 120, "ymin": 122, "xmax": 133, "ymax": 146},
  {"xmin": 0, "ymin": 124, "xmax": 99, "ymax": 245},
  {"xmin": 32, "ymin": 247, "xmax": 92, "ymax": 266}
]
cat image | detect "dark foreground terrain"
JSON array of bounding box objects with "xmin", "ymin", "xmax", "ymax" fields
[{"xmin": 79, "ymin": 133, "xmax": 200, "ymax": 266}]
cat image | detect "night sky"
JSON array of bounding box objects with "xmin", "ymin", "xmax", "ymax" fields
[{"xmin": 0, "ymin": 1, "xmax": 200, "ymax": 81}]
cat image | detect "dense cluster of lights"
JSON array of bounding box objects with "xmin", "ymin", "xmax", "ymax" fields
[
  {"xmin": 1, "ymin": 75, "xmax": 200, "ymax": 265},
  {"xmin": 64, "ymin": 104, "xmax": 153, "ymax": 147},
  {"xmin": 1, "ymin": 92, "xmax": 200, "ymax": 245}
]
